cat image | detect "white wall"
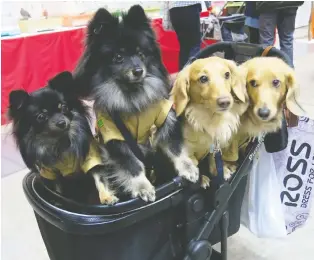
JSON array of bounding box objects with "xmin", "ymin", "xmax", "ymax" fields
[
  {"xmin": 1, "ymin": 1, "xmax": 162, "ymax": 31},
  {"xmin": 295, "ymin": 1, "xmax": 311, "ymax": 28}
]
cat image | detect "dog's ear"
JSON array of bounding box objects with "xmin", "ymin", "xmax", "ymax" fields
[
  {"xmin": 48, "ymin": 71, "xmax": 74, "ymax": 96},
  {"xmin": 124, "ymin": 5, "xmax": 149, "ymax": 29},
  {"xmin": 8, "ymin": 90, "xmax": 29, "ymax": 118},
  {"xmin": 225, "ymin": 60, "xmax": 247, "ymax": 103},
  {"xmin": 87, "ymin": 8, "xmax": 118, "ymax": 39},
  {"xmin": 285, "ymin": 69, "xmax": 306, "ymax": 116},
  {"xmin": 170, "ymin": 67, "xmax": 191, "ymax": 116}
]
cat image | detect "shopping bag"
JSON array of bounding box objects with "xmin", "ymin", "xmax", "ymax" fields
[
  {"xmin": 241, "ymin": 143, "xmax": 287, "ymax": 238},
  {"xmin": 242, "ymin": 117, "xmax": 314, "ymax": 237},
  {"xmin": 273, "ymin": 117, "xmax": 314, "ymax": 234}
]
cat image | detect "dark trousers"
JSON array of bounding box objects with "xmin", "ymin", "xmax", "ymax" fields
[
  {"xmin": 170, "ymin": 4, "xmax": 202, "ymax": 70},
  {"xmin": 248, "ymin": 27, "xmax": 259, "ymax": 44},
  {"xmin": 259, "ymin": 8, "xmax": 298, "ymax": 67}
]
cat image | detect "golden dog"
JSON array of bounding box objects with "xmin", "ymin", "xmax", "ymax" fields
[
  {"xmin": 240, "ymin": 57, "xmax": 304, "ymax": 136},
  {"xmin": 171, "ymin": 57, "xmax": 248, "ymax": 186},
  {"xmin": 222, "ymin": 57, "xmax": 305, "ymax": 170}
]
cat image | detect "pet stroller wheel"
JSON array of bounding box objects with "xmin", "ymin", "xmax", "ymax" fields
[{"xmin": 184, "ymin": 240, "xmax": 212, "ymax": 260}]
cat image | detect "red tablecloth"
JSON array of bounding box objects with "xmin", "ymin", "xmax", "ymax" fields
[{"xmin": 1, "ymin": 16, "xmax": 216, "ymax": 124}]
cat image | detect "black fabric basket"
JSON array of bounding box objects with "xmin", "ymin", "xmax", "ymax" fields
[
  {"xmin": 23, "ymin": 42, "xmax": 290, "ymax": 260},
  {"xmin": 219, "ymin": 14, "xmax": 247, "ymax": 42}
]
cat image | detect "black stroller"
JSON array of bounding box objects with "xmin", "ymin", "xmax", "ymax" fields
[{"xmin": 23, "ymin": 42, "xmax": 290, "ymax": 260}]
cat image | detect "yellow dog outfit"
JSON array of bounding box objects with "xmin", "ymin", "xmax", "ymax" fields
[
  {"xmin": 96, "ymin": 99, "xmax": 173, "ymax": 145},
  {"xmin": 40, "ymin": 141, "xmax": 103, "ymax": 180}
]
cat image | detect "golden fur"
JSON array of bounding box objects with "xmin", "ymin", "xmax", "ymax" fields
[
  {"xmin": 171, "ymin": 57, "xmax": 248, "ymax": 183},
  {"xmin": 239, "ymin": 57, "xmax": 304, "ymax": 137},
  {"xmin": 222, "ymin": 57, "xmax": 305, "ymax": 172}
]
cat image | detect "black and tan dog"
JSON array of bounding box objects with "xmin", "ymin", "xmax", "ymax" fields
[
  {"xmin": 8, "ymin": 72, "xmax": 118, "ymax": 205},
  {"xmin": 74, "ymin": 6, "xmax": 199, "ymax": 202}
]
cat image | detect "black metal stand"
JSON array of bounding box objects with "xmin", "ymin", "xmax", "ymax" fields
[{"xmin": 220, "ymin": 211, "xmax": 229, "ymax": 260}]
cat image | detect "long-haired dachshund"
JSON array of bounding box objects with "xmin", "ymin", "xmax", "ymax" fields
[
  {"xmin": 171, "ymin": 57, "xmax": 248, "ymax": 184},
  {"xmin": 222, "ymin": 57, "xmax": 306, "ymax": 171}
]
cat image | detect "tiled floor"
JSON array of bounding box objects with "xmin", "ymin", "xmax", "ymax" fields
[{"xmin": 1, "ymin": 33, "xmax": 314, "ymax": 260}]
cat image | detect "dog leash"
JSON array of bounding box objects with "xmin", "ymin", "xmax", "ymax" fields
[
  {"xmin": 210, "ymin": 46, "xmax": 271, "ymax": 183},
  {"xmin": 109, "ymin": 112, "xmax": 146, "ymax": 163},
  {"xmin": 261, "ymin": 46, "xmax": 273, "ymax": 57},
  {"xmin": 211, "ymin": 139, "xmax": 224, "ymax": 183},
  {"xmin": 108, "ymin": 112, "xmax": 155, "ymax": 177}
]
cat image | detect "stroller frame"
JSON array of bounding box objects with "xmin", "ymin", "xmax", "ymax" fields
[
  {"xmin": 23, "ymin": 42, "xmax": 290, "ymax": 260},
  {"xmin": 201, "ymin": 2, "xmax": 246, "ymax": 44}
]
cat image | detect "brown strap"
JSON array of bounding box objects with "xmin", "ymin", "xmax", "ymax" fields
[
  {"xmin": 261, "ymin": 46, "xmax": 273, "ymax": 57},
  {"xmin": 283, "ymin": 103, "xmax": 299, "ymax": 128}
]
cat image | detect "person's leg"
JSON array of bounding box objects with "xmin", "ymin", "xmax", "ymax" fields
[
  {"xmin": 277, "ymin": 8, "xmax": 297, "ymax": 67},
  {"xmin": 259, "ymin": 12, "xmax": 277, "ymax": 46},
  {"xmin": 249, "ymin": 27, "xmax": 259, "ymax": 44},
  {"xmin": 178, "ymin": 37, "xmax": 190, "ymax": 70},
  {"xmin": 170, "ymin": 4, "xmax": 201, "ymax": 70},
  {"xmin": 188, "ymin": 4, "xmax": 201, "ymax": 59},
  {"xmin": 169, "ymin": 8, "xmax": 188, "ymax": 70}
]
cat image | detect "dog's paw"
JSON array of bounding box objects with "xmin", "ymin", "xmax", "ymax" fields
[
  {"xmin": 99, "ymin": 191, "xmax": 119, "ymax": 205},
  {"xmin": 201, "ymin": 175, "xmax": 210, "ymax": 189},
  {"xmin": 130, "ymin": 174, "xmax": 156, "ymax": 202},
  {"xmin": 223, "ymin": 166, "xmax": 234, "ymax": 181},
  {"xmin": 175, "ymin": 157, "xmax": 199, "ymax": 183},
  {"xmin": 227, "ymin": 164, "xmax": 237, "ymax": 173},
  {"xmin": 223, "ymin": 162, "xmax": 237, "ymax": 181}
]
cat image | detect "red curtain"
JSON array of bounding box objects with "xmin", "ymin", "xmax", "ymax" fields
[{"xmin": 1, "ymin": 13, "xmax": 215, "ymax": 124}]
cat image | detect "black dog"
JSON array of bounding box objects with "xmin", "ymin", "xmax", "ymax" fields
[
  {"xmin": 8, "ymin": 71, "xmax": 118, "ymax": 205},
  {"xmin": 74, "ymin": 5, "xmax": 199, "ymax": 202}
]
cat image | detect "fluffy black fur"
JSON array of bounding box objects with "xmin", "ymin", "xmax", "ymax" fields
[
  {"xmin": 74, "ymin": 6, "xmax": 199, "ymax": 202},
  {"xmin": 8, "ymin": 72, "xmax": 120, "ymax": 205},
  {"xmin": 74, "ymin": 5, "xmax": 169, "ymax": 113},
  {"xmin": 8, "ymin": 72, "xmax": 92, "ymax": 171}
]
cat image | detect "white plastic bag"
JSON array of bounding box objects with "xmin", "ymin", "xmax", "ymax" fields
[
  {"xmin": 241, "ymin": 117, "xmax": 314, "ymax": 237},
  {"xmin": 273, "ymin": 117, "xmax": 314, "ymax": 234},
  {"xmin": 241, "ymin": 143, "xmax": 287, "ymax": 238}
]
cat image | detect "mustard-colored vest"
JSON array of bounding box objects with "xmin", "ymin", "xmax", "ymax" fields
[
  {"xmin": 40, "ymin": 141, "xmax": 102, "ymax": 180},
  {"xmin": 96, "ymin": 99, "xmax": 173, "ymax": 144}
]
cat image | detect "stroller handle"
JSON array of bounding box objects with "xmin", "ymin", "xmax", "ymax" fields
[{"xmin": 187, "ymin": 41, "xmax": 291, "ymax": 66}]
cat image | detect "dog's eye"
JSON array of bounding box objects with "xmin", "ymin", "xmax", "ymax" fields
[
  {"xmin": 250, "ymin": 80, "xmax": 257, "ymax": 87},
  {"xmin": 113, "ymin": 53, "xmax": 124, "ymax": 63},
  {"xmin": 272, "ymin": 79, "xmax": 280, "ymax": 88},
  {"xmin": 225, "ymin": 72, "xmax": 230, "ymax": 79},
  {"xmin": 36, "ymin": 113, "xmax": 47, "ymax": 123},
  {"xmin": 61, "ymin": 104, "xmax": 69, "ymax": 113},
  {"xmin": 58, "ymin": 103, "xmax": 69, "ymax": 113},
  {"xmin": 199, "ymin": 75, "xmax": 208, "ymax": 83}
]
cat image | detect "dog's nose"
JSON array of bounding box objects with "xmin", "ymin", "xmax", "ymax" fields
[
  {"xmin": 56, "ymin": 120, "xmax": 67, "ymax": 129},
  {"xmin": 132, "ymin": 68, "xmax": 144, "ymax": 78},
  {"xmin": 217, "ymin": 97, "xmax": 231, "ymax": 109},
  {"xmin": 258, "ymin": 108, "xmax": 271, "ymax": 119}
]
